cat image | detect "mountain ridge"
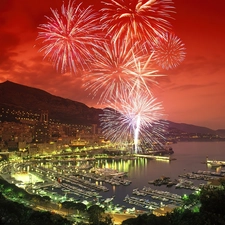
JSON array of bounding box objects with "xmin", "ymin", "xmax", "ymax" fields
[
  {"xmin": 0, "ymin": 80, "xmax": 224, "ymax": 135},
  {"xmin": 0, "ymin": 80, "xmax": 102, "ymax": 125},
  {"xmin": 167, "ymin": 121, "xmax": 221, "ymax": 134}
]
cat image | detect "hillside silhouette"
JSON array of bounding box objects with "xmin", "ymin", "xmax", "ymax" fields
[{"xmin": 0, "ymin": 80, "xmax": 224, "ymax": 136}]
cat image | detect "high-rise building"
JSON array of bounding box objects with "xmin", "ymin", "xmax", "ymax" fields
[
  {"xmin": 40, "ymin": 110, "xmax": 49, "ymax": 123},
  {"xmin": 33, "ymin": 110, "xmax": 50, "ymax": 143}
]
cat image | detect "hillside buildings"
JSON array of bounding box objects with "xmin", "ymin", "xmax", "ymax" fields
[
  {"xmin": 0, "ymin": 110, "xmax": 104, "ymax": 157},
  {"xmin": 0, "ymin": 107, "xmax": 224, "ymax": 158}
]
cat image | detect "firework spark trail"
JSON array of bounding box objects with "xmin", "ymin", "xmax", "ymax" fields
[
  {"xmin": 100, "ymin": 0, "xmax": 175, "ymax": 44},
  {"xmin": 37, "ymin": 0, "xmax": 103, "ymax": 74},
  {"xmin": 152, "ymin": 32, "xmax": 186, "ymax": 70},
  {"xmin": 100, "ymin": 89, "xmax": 167, "ymax": 152},
  {"xmin": 134, "ymin": 114, "xmax": 141, "ymax": 153}
]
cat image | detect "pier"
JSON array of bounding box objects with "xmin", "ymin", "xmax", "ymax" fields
[
  {"xmin": 134, "ymin": 154, "xmax": 176, "ymax": 161},
  {"xmin": 133, "ymin": 187, "xmax": 183, "ymax": 204}
]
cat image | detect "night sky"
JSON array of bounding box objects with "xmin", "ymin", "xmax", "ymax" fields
[{"xmin": 1, "ymin": 0, "xmax": 225, "ymax": 130}]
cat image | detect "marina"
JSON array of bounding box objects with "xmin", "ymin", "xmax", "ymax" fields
[
  {"xmin": 8, "ymin": 159, "xmax": 225, "ymax": 212},
  {"xmin": 1, "ymin": 141, "xmax": 225, "ymax": 215}
]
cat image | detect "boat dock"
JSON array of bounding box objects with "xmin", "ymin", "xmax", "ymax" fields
[
  {"xmin": 123, "ymin": 186, "xmax": 183, "ymax": 211},
  {"xmin": 124, "ymin": 195, "xmax": 160, "ymax": 210},
  {"xmin": 133, "ymin": 187, "xmax": 183, "ymax": 204},
  {"xmin": 134, "ymin": 154, "xmax": 176, "ymax": 161}
]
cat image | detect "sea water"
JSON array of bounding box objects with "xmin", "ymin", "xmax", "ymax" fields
[{"xmin": 98, "ymin": 141, "xmax": 225, "ymax": 207}]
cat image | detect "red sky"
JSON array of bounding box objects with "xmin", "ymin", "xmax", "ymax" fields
[{"xmin": 0, "ymin": 0, "xmax": 225, "ymax": 130}]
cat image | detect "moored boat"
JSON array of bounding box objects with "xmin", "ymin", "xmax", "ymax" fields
[{"xmin": 208, "ymin": 160, "xmax": 224, "ymax": 167}]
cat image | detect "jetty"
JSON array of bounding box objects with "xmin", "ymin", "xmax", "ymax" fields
[
  {"xmin": 124, "ymin": 195, "xmax": 160, "ymax": 210},
  {"xmin": 133, "ymin": 187, "xmax": 183, "ymax": 204},
  {"xmin": 134, "ymin": 154, "xmax": 176, "ymax": 161}
]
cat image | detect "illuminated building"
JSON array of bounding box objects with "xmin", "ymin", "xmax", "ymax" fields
[{"xmin": 33, "ymin": 110, "xmax": 50, "ymax": 143}]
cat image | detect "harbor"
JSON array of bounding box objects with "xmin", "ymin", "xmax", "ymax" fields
[
  {"xmin": 1, "ymin": 141, "xmax": 225, "ymax": 218},
  {"xmin": 4, "ymin": 158, "xmax": 225, "ymax": 213}
]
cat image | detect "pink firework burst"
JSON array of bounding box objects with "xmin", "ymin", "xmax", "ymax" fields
[
  {"xmin": 100, "ymin": 0, "xmax": 175, "ymax": 44},
  {"xmin": 83, "ymin": 39, "xmax": 165, "ymax": 104},
  {"xmin": 82, "ymin": 39, "xmax": 140, "ymax": 104},
  {"xmin": 37, "ymin": 0, "xmax": 103, "ymax": 74},
  {"xmin": 152, "ymin": 32, "xmax": 186, "ymax": 70}
]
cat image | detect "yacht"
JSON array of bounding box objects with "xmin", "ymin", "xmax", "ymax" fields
[{"xmin": 209, "ymin": 160, "xmax": 223, "ymax": 167}]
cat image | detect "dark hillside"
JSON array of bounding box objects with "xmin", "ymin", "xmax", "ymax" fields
[{"xmin": 0, "ymin": 80, "xmax": 102, "ymax": 125}]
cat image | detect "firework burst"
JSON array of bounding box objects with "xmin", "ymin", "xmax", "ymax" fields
[
  {"xmin": 83, "ymin": 40, "xmax": 165, "ymax": 105},
  {"xmin": 100, "ymin": 0, "xmax": 175, "ymax": 44},
  {"xmin": 152, "ymin": 32, "xmax": 186, "ymax": 70},
  {"xmin": 100, "ymin": 89, "xmax": 167, "ymax": 152},
  {"xmin": 37, "ymin": 0, "xmax": 103, "ymax": 74},
  {"xmin": 124, "ymin": 51, "xmax": 165, "ymax": 96},
  {"xmin": 82, "ymin": 39, "xmax": 140, "ymax": 104}
]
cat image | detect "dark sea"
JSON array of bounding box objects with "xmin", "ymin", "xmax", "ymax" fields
[{"xmin": 96, "ymin": 141, "xmax": 225, "ymax": 207}]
